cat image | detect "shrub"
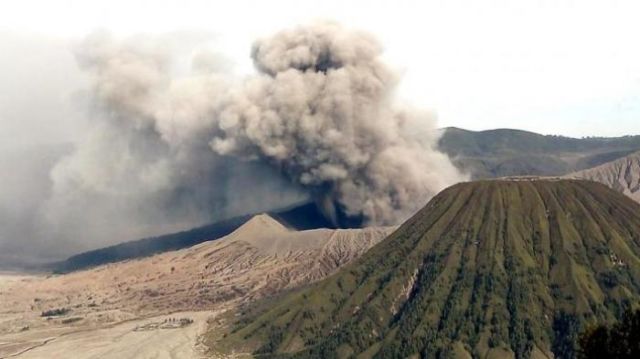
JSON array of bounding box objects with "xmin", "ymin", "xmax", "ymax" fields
[{"xmin": 41, "ymin": 308, "xmax": 70, "ymax": 317}]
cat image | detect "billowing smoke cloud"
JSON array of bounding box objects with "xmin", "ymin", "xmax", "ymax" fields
[
  {"xmin": 210, "ymin": 23, "xmax": 464, "ymax": 223},
  {"xmin": 1, "ymin": 23, "xmax": 466, "ymax": 263},
  {"xmin": 28, "ymin": 31, "xmax": 311, "ymax": 259}
]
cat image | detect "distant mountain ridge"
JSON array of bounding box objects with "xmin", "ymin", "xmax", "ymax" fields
[
  {"xmin": 438, "ymin": 127, "xmax": 640, "ymax": 179},
  {"xmin": 213, "ymin": 179, "xmax": 640, "ymax": 358}
]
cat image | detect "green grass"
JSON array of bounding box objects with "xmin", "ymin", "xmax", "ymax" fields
[{"xmin": 211, "ymin": 179, "xmax": 640, "ymax": 358}]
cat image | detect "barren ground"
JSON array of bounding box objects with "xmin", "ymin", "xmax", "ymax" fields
[
  {"xmin": 0, "ymin": 215, "xmax": 393, "ymax": 358},
  {"xmin": 0, "ymin": 306, "xmax": 219, "ymax": 359}
]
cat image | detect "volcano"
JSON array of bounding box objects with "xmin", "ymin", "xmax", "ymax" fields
[
  {"xmin": 213, "ymin": 179, "xmax": 640, "ymax": 358},
  {"xmin": 51, "ymin": 200, "xmax": 363, "ymax": 273}
]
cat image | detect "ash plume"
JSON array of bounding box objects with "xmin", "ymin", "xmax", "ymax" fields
[
  {"xmin": 40, "ymin": 31, "xmax": 310, "ymax": 256},
  {"xmin": 1, "ymin": 23, "xmax": 466, "ymax": 263},
  {"xmin": 211, "ymin": 23, "xmax": 465, "ymax": 224},
  {"xmin": 52, "ymin": 23, "xmax": 464, "ymax": 244}
]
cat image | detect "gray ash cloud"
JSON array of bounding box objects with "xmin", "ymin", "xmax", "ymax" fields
[{"xmin": 1, "ymin": 23, "xmax": 466, "ymax": 262}]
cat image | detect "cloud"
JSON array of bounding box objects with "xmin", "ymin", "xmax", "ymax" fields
[{"xmin": 0, "ymin": 23, "xmax": 465, "ymax": 264}]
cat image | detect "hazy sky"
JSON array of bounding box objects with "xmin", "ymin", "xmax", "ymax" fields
[{"xmin": 1, "ymin": 0, "xmax": 640, "ymax": 142}]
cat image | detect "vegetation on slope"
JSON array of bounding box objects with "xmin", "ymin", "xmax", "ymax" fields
[
  {"xmin": 577, "ymin": 308, "xmax": 640, "ymax": 359},
  {"xmin": 438, "ymin": 128, "xmax": 640, "ymax": 179},
  {"xmin": 213, "ymin": 179, "xmax": 640, "ymax": 358}
]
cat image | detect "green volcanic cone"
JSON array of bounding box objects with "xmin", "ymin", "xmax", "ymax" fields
[{"xmin": 213, "ymin": 180, "xmax": 640, "ymax": 359}]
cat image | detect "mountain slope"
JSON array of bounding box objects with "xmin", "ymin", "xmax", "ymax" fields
[
  {"xmin": 0, "ymin": 214, "xmax": 394, "ymax": 357},
  {"xmin": 214, "ymin": 180, "xmax": 640, "ymax": 358},
  {"xmin": 565, "ymin": 151, "xmax": 640, "ymax": 203},
  {"xmin": 51, "ymin": 201, "xmax": 341, "ymax": 273},
  {"xmin": 0, "ymin": 215, "xmax": 394, "ymax": 338},
  {"xmin": 438, "ymin": 127, "xmax": 640, "ymax": 179}
]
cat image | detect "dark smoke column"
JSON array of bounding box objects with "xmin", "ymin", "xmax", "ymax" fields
[{"xmin": 210, "ymin": 23, "xmax": 466, "ymax": 225}]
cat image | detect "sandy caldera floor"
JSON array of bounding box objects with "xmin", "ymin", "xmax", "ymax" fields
[
  {"xmin": 1, "ymin": 307, "xmax": 218, "ymax": 359},
  {"xmin": 0, "ymin": 215, "xmax": 393, "ymax": 358},
  {"xmin": 0, "ymin": 274, "xmax": 228, "ymax": 359}
]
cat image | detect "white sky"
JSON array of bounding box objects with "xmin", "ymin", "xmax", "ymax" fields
[{"xmin": 1, "ymin": 0, "xmax": 640, "ymax": 140}]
